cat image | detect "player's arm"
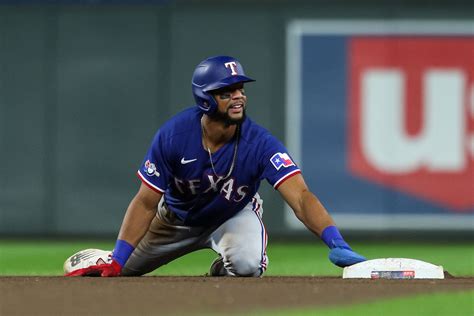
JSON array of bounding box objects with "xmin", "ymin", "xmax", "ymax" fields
[
  {"xmin": 105, "ymin": 183, "xmax": 162, "ymax": 275},
  {"xmin": 117, "ymin": 182, "xmax": 162, "ymax": 247},
  {"xmin": 277, "ymin": 173, "xmax": 334, "ymax": 235},
  {"xmin": 277, "ymin": 173, "xmax": 366, "ymax": 267}
]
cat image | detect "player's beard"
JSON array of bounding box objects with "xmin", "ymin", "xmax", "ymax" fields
[{"xmin": 210, "ymin": 106, "xmax": 246, "ymax": 126}]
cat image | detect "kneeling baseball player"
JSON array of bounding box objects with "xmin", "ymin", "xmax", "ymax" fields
[{"xmin": 65, "ymin": 56, "xmax": 366, "ymax": 277}]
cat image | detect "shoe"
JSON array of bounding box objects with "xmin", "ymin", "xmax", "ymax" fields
[
  {"xmin": 63, "ymin": 248, "xmax": 112, "ymax": 275},
  {"xmin": 209, "ymin": 255, "xmax": 227, "ymax": 276}
]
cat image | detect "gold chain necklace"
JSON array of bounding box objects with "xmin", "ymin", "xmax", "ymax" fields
[{"xmin": 201, "ymin": 119, "xmax": 240, "ymax": 180}]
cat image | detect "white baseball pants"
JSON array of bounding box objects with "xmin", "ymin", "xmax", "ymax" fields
[{"xmin": 121, "ymin": 194, "xmax": 268, "ymax": 277}]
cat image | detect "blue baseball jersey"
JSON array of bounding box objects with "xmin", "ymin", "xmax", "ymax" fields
[{"xmin": 137, "ymin": 107, "xmax": 300, "ymax": 227}]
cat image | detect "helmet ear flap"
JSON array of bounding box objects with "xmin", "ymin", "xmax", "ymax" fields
[
  {"xmin": 206, "ymin": 93, "xmax": 218, "ymax": 114},
  {"xmin": 192, "ymin": 85, "xmax": 218, "ymax": 113}
]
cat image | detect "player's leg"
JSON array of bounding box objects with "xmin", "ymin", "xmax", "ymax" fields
[
  {"xmin": 121, "ymin": 201, "xmax": 211, "ymax": 276},
  {"xmin": 208, "ymin": 194, "xmax": 268, "ymax": 277}
]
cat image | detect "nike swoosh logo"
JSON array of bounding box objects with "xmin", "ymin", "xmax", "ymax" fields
[{"xmin": 181, "ymin": 157, "xmax": 197, "ymax": 164}]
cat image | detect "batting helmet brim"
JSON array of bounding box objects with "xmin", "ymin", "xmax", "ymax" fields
[{"xmin": 202, "ymin": 75, "xmax": 255, "ymax": 92}]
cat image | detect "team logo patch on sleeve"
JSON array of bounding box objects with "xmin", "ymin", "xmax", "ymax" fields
[
  {"xmin": 270, "ymin": 153, "xmax": 295, "ymax": 170},
  {"xmin": 144, "ymin": 160, "xmax": 160, "ymax": 177}
]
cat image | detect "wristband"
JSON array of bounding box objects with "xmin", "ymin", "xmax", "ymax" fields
[
  {"xmin": 321, "ymin": 226, "xmax": 352, "ymax": 250},
  {"xmin": 112, "ymin": 239, "xmax": 135, "ymax": 267}
]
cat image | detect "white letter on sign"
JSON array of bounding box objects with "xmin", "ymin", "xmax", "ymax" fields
[
  {"xmin": 424, "ymin": 70, "xmax": 465, "ymax": 170},
  {"xmin": 361, "ymin": 69, "xmax": 465, "ymax": 173}
]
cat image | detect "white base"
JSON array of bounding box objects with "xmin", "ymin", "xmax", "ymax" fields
[{"xmin": 343, "ymin": 258, "xmax": 445, "ymax": 279}]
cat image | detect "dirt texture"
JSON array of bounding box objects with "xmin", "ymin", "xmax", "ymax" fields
[{"xmin": 1, "ymin": 276, "xmax": 473, "ymax": 315}]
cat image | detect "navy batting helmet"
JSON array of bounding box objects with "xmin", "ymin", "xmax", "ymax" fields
[{"xmin": 192, "ymin": 56, "xmax": 255, "ymax": 114}]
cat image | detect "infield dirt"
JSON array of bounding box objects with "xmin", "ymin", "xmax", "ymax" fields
[{"xmin": 1, "ymin": 276, "xmax": 473, "ymax": 315}]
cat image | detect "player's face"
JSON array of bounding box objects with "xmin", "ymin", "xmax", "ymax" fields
[{"xmin": 211, "ymin": 83, "xmax": 247, "ymax": 125}]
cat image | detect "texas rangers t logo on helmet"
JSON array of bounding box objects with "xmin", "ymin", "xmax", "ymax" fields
[
  {"xmin": 270, "ymin": 153, "xmax": 295, "ymax": 170},
  {"xmin": 224, "ymin": 62, "xmax": 238, "ymax": 75}
]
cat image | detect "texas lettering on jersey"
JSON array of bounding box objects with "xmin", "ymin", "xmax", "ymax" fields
[
  {"xmin": 137, "ymin": 107, "xmax": 300, "ymax": 226},
  {"xmin": 173, "ymin": 175, "xmax": 249, "ymax": 202}
]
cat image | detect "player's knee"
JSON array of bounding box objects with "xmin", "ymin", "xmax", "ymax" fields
[
  {"xmin": 227, "ymin": 256, "xmax": 264, "ymax": 277},
  {"xmin": 120, "ymin": 267, "xmax": 145, "ymax": 276}
]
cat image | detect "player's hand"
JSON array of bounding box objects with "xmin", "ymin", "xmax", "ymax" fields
[
  {"xmin": 328, "ymin": 246, "xmax": 366, "ymax": 268},
  {"xmin": 65, "ymin": 259, "xmax": 122, "ymax": 277},
  {"xmin": 327, "ymin": 239, "xmax": 366, "ymax": 267}
]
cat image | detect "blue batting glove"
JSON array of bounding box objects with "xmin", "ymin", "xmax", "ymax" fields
[
  {"xmin": 321, "ymin": 226, "xmax": 367, "ymax": 267},
  {"xmin": 329, "ymin": 247, "xmax": 367, "ymax": 267}
]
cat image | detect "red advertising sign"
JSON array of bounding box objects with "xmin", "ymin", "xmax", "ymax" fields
[{"xmin": 349, "ymin": 38, "xmax": 474, "ymax": 211}]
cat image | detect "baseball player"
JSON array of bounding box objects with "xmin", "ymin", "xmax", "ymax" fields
[{"xmin": 66, "ymin": 55, "xmax": 366, "ymax": 277}]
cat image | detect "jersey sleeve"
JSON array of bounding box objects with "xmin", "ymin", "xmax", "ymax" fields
[
  {"xmin": 259, "ymin": 134, "xmax": 301, "ymax": 189},
  {"xmin": 136, "ymin": 129, "xmax": 172, "ymax": 194}
]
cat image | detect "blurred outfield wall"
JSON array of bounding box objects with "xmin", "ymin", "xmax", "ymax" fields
[{"xmin": 0, "ymin": 0, "xmax": 473, "ymax": 237}]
